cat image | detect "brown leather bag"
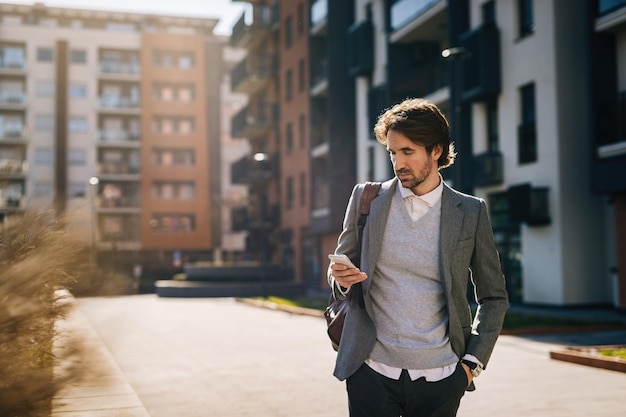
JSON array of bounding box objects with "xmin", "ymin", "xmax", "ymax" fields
[{"xmin": 325, "ymin": 182, "xmax": 381, "ymax": 351}]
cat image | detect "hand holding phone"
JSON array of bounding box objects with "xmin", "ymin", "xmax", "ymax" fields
[{"xmin": 328, "ymin": 254, "xmax": 358, "ymax": 269}]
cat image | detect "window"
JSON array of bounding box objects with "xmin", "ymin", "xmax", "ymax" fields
[
  {"xmin": 285, "ymin": 69, "xmax": 293, "ymax": 101},
  {"xmin": 150, "ymin": 213, "xmax": 195, "ymax": 233},
  {"xmin": 152, "ymin": 148, "xmax": 195, "ymax": 166},
  {"xmin": 152, "ymin": 181, "xmax": 195, "ymax": 200},
  {"xmin": 285, "ymin": 16, "xmax": 293, "ymax": 48},
  {"xmin": 298, "ymin": 59, "xmax": 305, "ymax": 92},
  {"xmin": 299, "ymin": 114, "xmax": 306, "ymax": 148},
  {"xmin": 35, "ymin": 114, "xmax": 54, "ymax": 131},
  {"xmin": 68, "ymin": 116, "xmax": 88, "ymax": 133},
  {"xmin": 34, "ymin": 148, "xmax": 54, "ymax": 165},
  {"xmin": 69, "ymin": 83, "xmax": 87, "ymax": 98},
  {"xmin": 67, "ymin": 182, "xmax": 86, "ymax": 197},
  {"xmin": 286, "ymin": 176, "xmax": 294, "ymax": 209},
  {"xmin": 486, "ymin": 99, "xmax": 499, "ymax": 151},
  {"xmin": 68, "ymin": 149, "xmax": 87, "ymax": 165},
  {"xmin": 36, "ymin": 47, "xmax": 54, "ymax": 62},
  {"xmin": 152, "ymin": 116, "xmax": 195, "ymax": 134},
  {"xmin": 300, "ymin": 172, "xmax": 306, "ymax": 206},
  {"xmin": 35, "ymin": 81, "xmax": 54, "ymax": 98},
  {"xmin": 286, "ymin": 122, "xmax": 294, "ymax": 154},
  {"xmin": 518, "ymin": 0, "xmax": 533, "ymax": 38},
  {"xmin": 297, "ymin": 3, "xmax": 305, "ymax": 35},
  {"xmin": 69, "ymin": 49, "xmax": 87, "ymax": 64},
  {"xmin": 518, "ymin": 83, "xmax": 536, "ymax": 164}
]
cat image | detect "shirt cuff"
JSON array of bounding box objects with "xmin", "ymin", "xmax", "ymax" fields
[{"xmin": 461, "ymin": 354, "xmax": 484, "ymax": 369}]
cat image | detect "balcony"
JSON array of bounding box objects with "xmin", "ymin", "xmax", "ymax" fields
[
  {"xmin": 97, "ymin": 95, "xmax": 141, "ymax": 113},
  {"xmin": 0, "ymin": 186, "xmax": 24, "ymax": 211},
  {"xmin": 460, "ymin": 22, "xmax": 501, "ymax": 103},
  {"xmin": 389, "ymin": 0, "xmax": 445, "ymax": 43},
  {"xmin": 230, "ymin": 6, "xmax": 274, "ymax": 49},
  {"xmin": 231, "ymin": 152, "xmax": 278, "ymax": 187},
  {"xmin": 231, "ymin": 53, "xmax": 277, "ymax": 95},
  {"xmin": 0, "ymin": 126, "xmax": 28, "ymax": 143},
  {"xmin": 98, "ymin": 59, "xmax": 140, "ymax": 79},
  {"xmin": 0, "ymin": 49, "xmax": 26, "ymax": 73},
  {"xmin": 390, "ymin": 58, "xmax": 447, "ymax": 102},
  {"xmin": 96, "ymin": 213, "xmax": 140, "ymax": 250},
  {"xmin": 97, "ymin": 130, "xmax": 140, "ymax": 147},
  {"xmin": 310, "ymin": 59, "xmax": 328, "ymax": 97},
  {"xmin": 231, "ymin": 102, "xmax": 278, "ymax": 140},
  {"xmin": 347, "ymin": 20, "xmax": 374, "ymax": 77},
  {"xmin": 473, "ymin": 151, "xmax": 503, "ymax": 187},
  {"xmin": 310, "ymin": 0, "xmax": 328, "ymax": 36},
  {"xmin": 0, "ymin": 91, "xmax": 26, "ymax": 108},
  {"xmin": 96, "ymin": 182, "xmax": 140, "ymax": 212},
  {"xmin": 0, "ymin": 159, "xmax": 27, "ymax": 178}
]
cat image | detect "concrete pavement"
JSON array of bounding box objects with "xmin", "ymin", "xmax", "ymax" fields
[{"xmin": 54, "ymin": 295, "xmax": 626, "ymax": 417}]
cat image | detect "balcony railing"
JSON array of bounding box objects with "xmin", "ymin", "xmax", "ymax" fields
[
  {"xmin": 0, "ymin": 57, "xmax": 26, "ymax": 70},
  {"xmin": 98, "ymin": 161, "xmax": 140, "ymax": 175},
  {"xmin": 473, "ymin": 151, "xmax": 503, "ymax": 187},
  {"xmin": 98, "ymin": 196, "xmax": 140, "ymax": 208},
  {"xmin": 99, "ymin": 61, "xmax": 141, "ymax": 75},
  {"xmin": 230, "ymin": 6, "xmax": 274, "ymax": 48},
  {"xmin": 0, "ymin": 126, "xmax": 27, "ymax": 141},
  {"xmin": 231, "ymin": 53, "xmax": 277, "ymax": 94},
  {"xmin": 97, "ymin": 130, "xmax": 140, "ymax": 143},
  {"xmin": 0, "ymin": 91, "xmax": 26, "ymax": 105},
  {"xmin": 390, "ymin": 58, "xmax": 447, "ymax": 101},
  {"xmin": 231, "ymin": 103, "xmax": 279, "ymax": 139},
  {"xmin": 98, "ymin": 95, "xmax": 140, "ymax": 109},
  {"xmin": 0, "ymin": 159, "xmax": 27, "ymax": 176}
]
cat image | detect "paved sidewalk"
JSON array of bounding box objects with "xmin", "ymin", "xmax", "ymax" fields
[{"xmin": 54, "ymin": 295, "xmax": 626, "ymax": 417}]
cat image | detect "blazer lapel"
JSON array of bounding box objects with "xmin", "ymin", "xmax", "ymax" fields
[{"xmin": 440, "ymin": 185, "xmax": 464, "ymax": 293}]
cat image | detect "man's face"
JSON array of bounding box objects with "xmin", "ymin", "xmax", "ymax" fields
[{"xmin": 386, "ymin": 129, "xmax": 442, "ymax": 195}]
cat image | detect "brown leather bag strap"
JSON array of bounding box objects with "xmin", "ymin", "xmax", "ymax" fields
[
  {"xmin": 352, "ymin": 182, "xmax": 381, "ymax": 308},
  {"xmin": 358, "ymin": 182, "xmax": 382, "ymax": 218}
]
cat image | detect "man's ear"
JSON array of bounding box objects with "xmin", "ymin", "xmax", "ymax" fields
[{"xmin": 431, "ymin": 144, "xmax": 443, "ymax": 161}]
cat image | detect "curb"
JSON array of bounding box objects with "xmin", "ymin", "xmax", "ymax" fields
[
  {"xmin": 235, "ymin": 297, "xmax": 325, "ymax": 318},
  {"xmin": 550, "ymin": 345, "xmax": 626, "ymax": 373}
]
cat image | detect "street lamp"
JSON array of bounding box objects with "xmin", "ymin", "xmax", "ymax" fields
[
  {"xmin": 441, "ymin": 46, "xmax": 471, "ymax": 192},
  {"xmin": 251, "ymin": 152, "xmax": 270, "ymax": 296},
  {"xmin": 88, "ymin": 176, "xmax": 99, "ymax": 283}
]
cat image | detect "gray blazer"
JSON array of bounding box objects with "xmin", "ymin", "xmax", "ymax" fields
[{"xmin": 329, "ymin": 178, "xmax": 509, "ymax": 383}]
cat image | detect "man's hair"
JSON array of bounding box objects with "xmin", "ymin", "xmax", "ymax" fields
[{"xmin": 374, "ymin": 98, "xmax": 456, "ymax": 169}]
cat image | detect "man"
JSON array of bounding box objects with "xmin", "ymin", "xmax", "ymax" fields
[{"xmin": 329, "ymin": 98, "xmax": 508, "ymax": 417}]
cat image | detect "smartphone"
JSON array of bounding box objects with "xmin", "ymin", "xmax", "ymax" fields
[{"xmin": 328, "ymin": 254, "xmax": 358, "ymax": 269}]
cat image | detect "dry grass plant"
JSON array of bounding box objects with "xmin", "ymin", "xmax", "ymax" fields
[{"xmin": 0, "ymin": 211, "xmax": 90, "ymax": 417}]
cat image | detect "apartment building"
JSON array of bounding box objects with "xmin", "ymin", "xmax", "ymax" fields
[
  {"xmin": 349, "ymin": 0, "xmax": 624, "ymax": 308},
  {"xmin": 590, "ymin": 0, "xmax": 626, "ymax": 308},
  {"xmin": 229, "ymin": 0, "xmax": 282, "ymax": 271},
  {"xmin": 277, "ymin": 0, "xmax": 312, "ymax": 284},
  {"xmin": 0, "ymin": 2, "xmax": 224, "ymax": 279}
]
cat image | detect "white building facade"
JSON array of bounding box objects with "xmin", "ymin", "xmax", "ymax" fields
[{"xmin": 351, "ymin": 0, "xmax": 624, "ymax": 307}]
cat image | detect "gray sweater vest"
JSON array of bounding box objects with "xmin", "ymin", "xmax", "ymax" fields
[{"xmin": 369, "ymin": 190, "xmax": 458, "ymax": 370}]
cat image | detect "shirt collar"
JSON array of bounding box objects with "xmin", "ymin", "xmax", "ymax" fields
[{"xmin": 398, "ymin": 174, "xmax": 444, "ymax": 207}]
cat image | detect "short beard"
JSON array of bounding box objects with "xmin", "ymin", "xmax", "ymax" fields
[{"xmin": 396, "ymin": 157, "xmax": 432, "ymax": 190}]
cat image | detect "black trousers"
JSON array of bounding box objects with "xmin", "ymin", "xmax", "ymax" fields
[{"xmin": 346, "ymin": 362, "xmax": 468, "ymax": 417}]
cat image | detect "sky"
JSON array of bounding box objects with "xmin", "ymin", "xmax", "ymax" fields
[{"xmin": 3, "ymin": 0, "xmax": 249, "ymax": 35}]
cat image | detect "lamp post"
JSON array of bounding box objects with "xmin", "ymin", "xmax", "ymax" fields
[
  {"xmin": 252, "ymin": 152, "xmax": 270, "ymax": 296},
  {"xmin": 441, "ymin": 46, "xmax": 471, "ymax": 193},
  {"xmin": 88, "ymin": 176, "xmax": 99, "ymax": 283}
]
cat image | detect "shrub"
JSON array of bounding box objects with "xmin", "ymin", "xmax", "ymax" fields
[{"xmin": 0, "ymin": 212, "xmax": 88, "ymax": 417}]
